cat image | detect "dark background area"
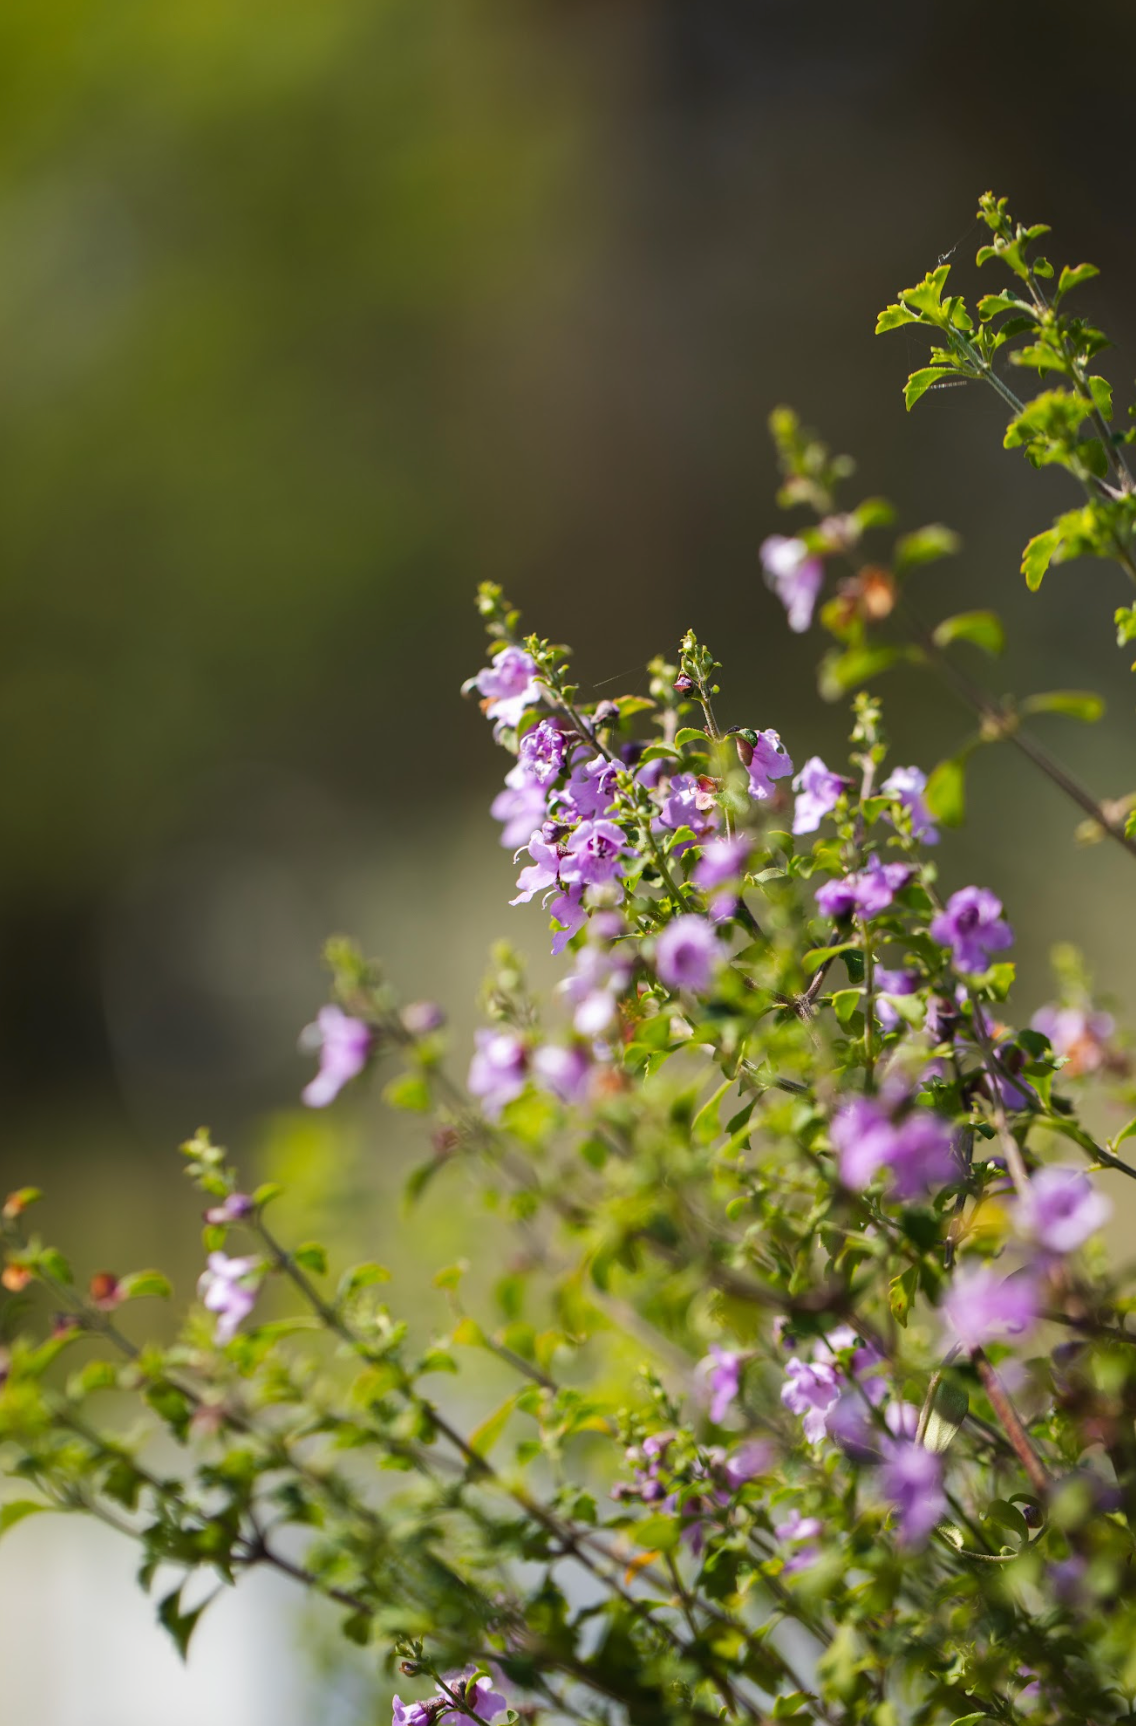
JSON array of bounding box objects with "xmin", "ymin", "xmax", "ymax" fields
[{"xmin": 1, "ymin": 0, "xmax": 1134, "ymax": 1226}]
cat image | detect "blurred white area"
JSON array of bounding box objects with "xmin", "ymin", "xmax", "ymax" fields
[{"xmin": 0, "ymin": 1514, "xmax": 306, "ymax": 1726}]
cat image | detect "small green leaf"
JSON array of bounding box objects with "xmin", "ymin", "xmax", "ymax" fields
[
  {"xmin": 468, "ymin": 1395, "xmax": 516, "ymax": 1458},
  {"xmin": 0, "ymin": 1501, "xmax": 49, "ymax": 1538},
  {"xmin": 831, "ymin": 989, "xmax": 862, "ymax": 1025},
  {"xmin": 904, "ymin": 367, "xmax": 953, "ymax": 410},
  {"xmin": 382, "ymin": 1072, "xmax": 431, "ymax": 1113},
  {"xmin": 158, "ymin": 1587, "xmax": 208, "ymax": 1662},
  {"xmin": 889, "ymin": 1265, "xmax": 919, "ymax": 1328},
  {"xmin": 118, "ymin": 1271, "xmax": 173, "ymax": 1302},
  {"xmin": 613, "ymin": 695, "xmax": 656, "ymax": 718},
  {"xmin": 803, "ymin": 943, "xmax": 857, "ymax": 972},
  {"xmin": 1020, "ymin": 690, "xmax": 1104, "ymax": 723},
  {"xmin": 675, "ymin": 727, "xmax": 712, "ymax": 748},
  {"xmin": 433, "ymin": 1261, "xmax": 468, "ymax": 1290},
  {"xmin": 818, "ymin": 644, "xmax": 911, "ymax": 701},
  {"xmin": 932, "ymin": 610, "xmax": 1004, "ymax": 656},
  {"xmin": 1021, "ymin": 526, "xmax": 1062, "ymax": 590},
  {"xmin": 293, "ymin": 1242, "xmax": 328, "ymax": 1276},
  {"xmin": 924, "ymin": 758, "xmax": 967, "ymax": 827},
  {"xmin": 875, "ymin": 302, "xmax": 920, "ymax": 334},
  {"xmin": 1088, "ymin": 374, "xmax": 1113, "ymax": 420},
  {"xmin": 894, "ymin": 524, "xmax": 961, "ymax": 570},
  {"xmin": 918, "ymin": 1376, "xmax": 969, "ymax": 1454},
  {"xmin": 1055, "ymin": 262, "xmax": 1099, "ymax": 301}
]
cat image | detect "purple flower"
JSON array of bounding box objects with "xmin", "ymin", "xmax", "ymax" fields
[
  {"xmin": 1049, "ymin": 1553, "xmax": 1087, "ymax": 1605},
  {"xmin": 830, "ymin": 1096, "xmax": 957, "ymax": 1198},
  {"xmin": 560, "ymin": 819, "xmax": 627, "ymax": 888},
  {"xmin": 401, "ymin": 1000, "xmax": 446, "ymax": 1037},
  {"xmin": 773, "ymin": 1505, "xmax": 823, "ymax": 1574},
  {"xmin": 533, "ymin": 1042, "xmax": 592, "ymax": 1105},
  {"xmin": 1017, "ymin": 1165, "xmax": 1112, "ymax": 1256},
  {"xmin": 655, "ymin": 914, "xmax": 722, "ymax": 993},
  {"xmin": 468, "ymin": 1029, "xmax": 527, "ymax": 1119},
  {"xmin": 745, "ymin": 729, "xmax": 795, "ymax": 802},
  {"xmin": 722, "ymin": 1440, "xmax": 774, "ymax": 1488},
  {"xmin": 204, "ymin": 1192, "xmax": 254, "ymax": 1226},
  {"xmin": 518, "ymin": 717, "xmax": 567, "ymax": 785},
  {"xmin": 473, "ymin": 646, "xmax": 542, "ymax": 728},
  {"xmin": 761, "ymin": 535, "xmax": 824, "ymax": 633},
  {"xmin": 780, "ymin": 1356, "xmax": 841, "ymax": 1443},
  {"xmin": 815, "ymin": 854, "xmax": 914, "ymax": 920},
  {"xmin": 301, "ymin": 1006, "xmax": 373, "ymax": 1108},
  {"xmin": 942, "ymin": 1264, "xmax": 1039, "ymax": 1353},
  {"xmin": 491, "ymin": 761, "xmax": 549, "ymax": 849},
  {"xmin": 198, "ymin": 1252, "xmax": 260, "ymax": 1344},
  {"xmin": 392, "ymin": 1701, "xmax": 430, "ymax": 1726},
  {"xmin": 511, "ymin": 832, "xmax": 562, "ymax": 905},
  {"xmin": 881, "ymin": 765, "xmax": 939, "ymax": 844},
  {"xmin": 874, "ymin": 967, "xmax": 918, "ymax": 1031},
  {"xmin": 792, "ymin": 757, "xmax": 848, "ymax": 835},
  {"xmin": 693, "ymin": 837, "xmax": 751, "ymax": 891},
  {"xmin": 448, "ymin": 1676, "xmax": 509, "ymax": 1723},
  {"xmin": 549, "ymin": 886, "xmax": 587, "ymax": 955},
  {"xmin": 930, "ymin": 886, "xmax": 1014, "ymax": 973},
  {"xmin": 555, "ymin": 754, "xmax": 620, "ymax": 823},
  {"xmin": 659, "ymin": 772, "xmax": 719, "ymax": 839},
  {"xmin": 877, "ymin": 1439, "xmax": 945, "ymax": 1546},
  {"xmin": 1031, "ymin": 1004, "xmax": 1116, "ymax": 1077},
  {"xmin": 701, "ymin": 1345, "xmax": 741, "ymax": 1423}
]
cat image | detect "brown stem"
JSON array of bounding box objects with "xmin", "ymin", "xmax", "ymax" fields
[{"xmin": 972, "ymin": 1350, "xmax": 1051, "ymax": 1497}]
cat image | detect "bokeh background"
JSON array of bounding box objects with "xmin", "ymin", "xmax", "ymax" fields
[{"xmin": 2, "ymin": 2, "xmax": 1135, "ymax": 1720}]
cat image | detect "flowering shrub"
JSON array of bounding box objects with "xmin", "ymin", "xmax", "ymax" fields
[{"xmin": 3, "ymin": 193, "xmax": 1136, "ymax": 1725}]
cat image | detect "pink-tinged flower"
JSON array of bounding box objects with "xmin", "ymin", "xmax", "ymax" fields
[
  {"xmin": 877, "ymin": 1439, "xmax": 945, "ymax": 1546},
  {"xmin": 511, "ymin": 832, "xmax": 562, "ymax": 905},
  {"xmin": 198, "ymin": 1252, "xmax": 260, "ymax": 1344},
  {"xmin": 468, "ymin": 1029, "xmax": 527, "ymax": 1119},
  {"xmin": 518, "ymin": 717, "xmax": 567, "ymax": 785},
  {"xmin": 659, "ymin": 772, "xmax": 720, "ymax": 839},
  {"xmin": 392, "ymin": 1700, "xmax": 429, "ymax": 1726},
  {"xmin": 549, "ymin": 886, "xmax": 587, "ymax": 955},
  {"xmin": 693, "ymin": 836, "xmax": 751, "ymax": 891},
  {"xmin": 456, "ymin": 1676, "xmax": 509, "ymax": 1723},
  {"xmin": 1017, "ymin": 1165, "xmax": 1112, "ymax": 1256},
  {"xmin": 700, "ymin": 1345, "xmax": 741, "ymax": 1423},
  {"xmin": 204, "ymin": 1192, "xmax": 255, "ymax": 1226},
  {"xmin": 773, "ymin": 1505, "xmax": 823, "ymax": 1574},
  {"xmin": 1031, "ymin": 1004, "xmax": 1116, "ymax": 1077},
  {"xmin": 301, "ymin": 1005, "xmax": 373, "ymax": 1108},
  {"xmin": 560, "ymin": 819, "xmax": 627, "ymax": 888},
  {"xmin": 881, "ymin": 765, "xmax": 939, "ymax": 845},
  {"xmin": 555, "ymin": 754, "xmax": 621, "ymax": 823},
  {"xmin": 761, "ymin": 534, "xmax": 824, "ymax": 633},
  {"xmin": 533, "ymin": 1042, "xmax": 591, "ymax": 1105},
  {"xmin": 473, "ymin": 646, "xmax": 543, "ymax": 728},
  {"xmin": 942, "ymin": 1264, "xmax": 1039, "ymax": 1352},
  {"xmin": 722, "ymin": 1439, "xmax": 774, "ymax": 1488},
  {"xmin": 491, "ymin": 760, "xmax": 549, "ymax": 849},
  {"xmin": 744, "ymin": 729, "xmax": 795, "ymax": 802},
  {"xmin": 930, "ymin": 886, "xmax": 1013, "ymax": 973},
  {"xmin": 781, "ymin": 1356, "xmax": 841, "ymax": 1443},
  {"xmin": 401, "ymin": 1000, "xmax": 446, "ymax": 1037},
  {"xmin": 874, "ymin": 967, "xmax": 919, "ymax": 1031},
  {"xmin": 792, "ymin": 757, "xmax": 849, "ymax": 835},
  {"xmin": 830, "ymin": 1096, "xmax": 957, "ymax": 1199},
  {"xmin": 655, "ymin": 914, "xmax": 723, "ymax": 992},
  {"xmin": 815, "ymin": 854, "xmax": 914, "ymax": 920}
]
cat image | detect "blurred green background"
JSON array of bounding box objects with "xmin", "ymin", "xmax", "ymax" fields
[{"xmin": 1, "ymin": 2, "xmax": 1136, "ymax": 1712}]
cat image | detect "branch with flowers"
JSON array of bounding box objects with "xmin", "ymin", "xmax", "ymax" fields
[{"xmin": 3, "ymin": 192, "xmax": 1136, "ymax": 1726}]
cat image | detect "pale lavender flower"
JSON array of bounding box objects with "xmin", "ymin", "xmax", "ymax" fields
[
  {"xmin": 518, "ymin": 717, "xmax": 567, "ymax": 785},
  {"xmin": 659, "ymin": 773, "xmax": 719, "ymax": 839},
  {"xmin": 930, "ymin": 886, "xmax": 1014, "ymax": 973},
  {"xmin": 773, "ymin": 1505, "xmax": 823, "ymax": 1574},
  {"xmin": 693, "ymin": 837, "xmax": 751, "ymax": 891},
  {"xmin": 549, "ymin": 886, "xmax": 587, "ymax": 955},
  {"xmin": 745, "ymin": 729, "xmax": 795, "ymax": 802},
  {"xmin": 533, "ymin": 1042, "xmax": 592, "ymax": 1105},
  {"xmin": 204, "ymin": 1192, "xmax": 254, "ymax": 1226},
  {"xmin": 402, "ymin": 1001, "xmax": 446, "ymax": 1036},
  {"xmin": 881, "ymin": 765, "xmax": 939, "ymax": 844},
  {"xmin": 761, "ymin": 534, "xmax": 824, "ymax": 633},
  {"xmin": 942, "ymin": 1264, "xmax": 1039, "ymax": 1352},
  {"xmin": 1031, "ymin": 1004, "xmax": 1116, "ymax": 1077},
  {"xmin": 877, "ymin": 1439, "xmax": 946, "ymax": 1545},
  {"xmin": 555, "ymin": 754, "xmax": 620, "ymax": 823},
  {"xmin": 491, "ymin": 760, "xmax": 548, "ymax": 849},
  {"xmin": 815, "ymin": 854, "xmax": 913, "ymax": 920},
  {"xmin": 792, "ymin": 756, "xmax": 849, "ymax": 835},
  {"xmin": 511, "ymin": 832, "xmax": 562, "ymax": 906},
  {"xmin": 722, "ymin": 1440, "xmax": 774, "ymax": 1488},
  {"xmin": 874, "ymin": 967, "xmax": 919, "ymax": 1031},
  {"xmin": 301, "ymin": 1005, "xmax": 373, "ymax": 1108},
  {"xmin": 392, "ymin": 1700, "xmax": 429, "ymax": 1726},
  {"xmin": 473, "ymin": 646, "xmax": 543, "ymax": 728},
  {"xmin": 198, "ymin": 1252, "xmax": 260, "ymax": 1344},
  {"xmin": 655, "ymin": 914, "xmax": 722, "ymax": 992},
  {"xmin": 830, "ymin": 1096, "xmax": 956, "ymax": 1198},
  {"xmin": 1049, "ymin": 1553, "xmax": 1087, "ymax": 1605},
  {"xmin": 560, "ymin": 819, "xmax": 627, "ymax": 888},
  {"xmin": 1017, "ymin": 1165, "xmax": 1112, "ymax": 1255},
  {"xmin": 468, "ymin": 1029, "xmax": 527, "ymax": 1119},
  {"xmin": 701, "ymin": 1345, "xmax": 741, "ymax": 1423},
  {"xmin": 781, "ymin": 1356, "xmax": 841, "ymax": 1443}
]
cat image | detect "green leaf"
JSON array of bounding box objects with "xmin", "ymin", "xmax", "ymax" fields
[
  {"xmin": 118, "ymin": 1271, "xmax": 173, "ymax": 1302},
  {"xmin": 924, "ymin": 757, "xmax": 967, "ymax": 827},
  {"xmin": 293, "ymin": 1242, "xmax": 328, "ymax": 1276},
  {"xmin": 0, "ymin": 1501, "xmax": 49, "ymax": 1539},
  {"xmin": 889, "ymin": 1265, "xmax": 919, "ymax": 1328},
  {"xmin": 918, "ymin": 1376, "xmax": 969, "ymax": 1454},
  {"xmin": 982, "ymin": 1497, "xmax": 1029, "ymax": 1547},
  {"xmin": 1055, "ymin": 262, "xmax": 1099, "ymax": 301},
  {"xmin": 875, "ymin": 302, "xmax": 920, "ymax": 334},
  {"xmin": 158, "ymin": 1586, "xmax": 209, "ymax": 1662},
  {"xmin": 36, "ymin": 1248, "xmax": 73, "ymax": 1286},
  {"xmin": 904, "ymin": 367, "xmax": 952, "ymax": 410},
  {"xmin": 382, "ymin": 1072, "xmax": 431, "ymax": 1113},
  {"xmin": 803, "ymin": 943, "xmax": 857, "ymax": 973},
  {"xmin": 613, "ymin": 695, "xmax": 656, "ymax": 718},
  {"xmin": 1020, "ymin": 690, "xmax": 1104, "ymax": 723},
  {"xmin": 931, "ymin": 610, "xmax": 1004, "ymax": 656},
  {"xmin": 949, "ymin": 1715, "xmax": 994, "ymax": 1725},
  {"xmin": 1021, "ymin": 526, "xmax": 1062, "ymax": 590},
  {"xmin": 1088, "ymin": 374, "xmax": 1113, "ymax": 420},
  {"xmin": 894, "ymin": 523, "xmax": 961, "ymax": 570},
  {"xmin": 852, "ymin": 496, "xmax": 896, "ymax": 530},
  {"xmin": 818, "ymin": 644, "xmax": 910, "ymax": 701},
  {"xmin": 338, "ymin": 1261, "xmax": 391, "ymax": 1298},
  {"xmin": 831, "ymin": 989, "xmax": 861, "ymax": 1025},
  {"xmin": 674, "ymin": 727, "xmax": 712, "ymax": 748},
  {"xmin": 638, "ymin": 742, "xmax": 680, "ymax": 764},
  {"xmin": 468, "ymin": 1395, "xmax": 516, "ymax": 1458}
]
